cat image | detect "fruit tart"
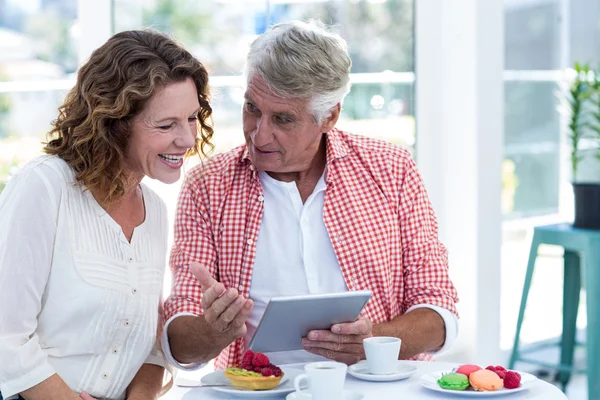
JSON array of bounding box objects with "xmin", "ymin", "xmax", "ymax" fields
[{"xmin": 224, "ymin": 350, "xmax": 284, "ymax": 390}]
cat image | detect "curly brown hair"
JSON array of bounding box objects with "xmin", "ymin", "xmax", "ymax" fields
[{"xmin": 44, "ymin": 30, "xmax": 213, "ymax": 205}]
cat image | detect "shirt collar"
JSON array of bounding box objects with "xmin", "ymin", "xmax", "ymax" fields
[{"xmin": 325, "ymin": 128, "xmax": 349, "ymax": 161}]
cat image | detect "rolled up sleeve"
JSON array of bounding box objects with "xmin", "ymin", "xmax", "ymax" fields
[
  {"xmin": 162, "ymin": 173, "xmax": 218, "ymax": 369},
  {"xmin": 398, "ymin": 156, "xmax": 459, "ymax": 317},
  {"xmin": 164, "ymin": 176, "xmax": 217, "ymax": 322}
]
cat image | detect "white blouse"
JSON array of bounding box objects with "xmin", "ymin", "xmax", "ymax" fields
[{"xmin": 0, "ymin": 156, "xmax": 168, "ymax": 400}]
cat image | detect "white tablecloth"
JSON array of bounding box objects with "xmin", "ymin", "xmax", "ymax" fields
[{"xmin": 161, "ymin": 361, "xmax": 567, "ymax": 400}]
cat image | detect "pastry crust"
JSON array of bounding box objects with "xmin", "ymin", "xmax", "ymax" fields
[{"xmin": 224, "ymin": 370, "xmax": 284, "ymax": 390}]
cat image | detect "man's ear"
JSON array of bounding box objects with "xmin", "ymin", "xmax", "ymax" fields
[{"xmin": 320, "ymin": 103, "xmax": 341, "ymax": 132}]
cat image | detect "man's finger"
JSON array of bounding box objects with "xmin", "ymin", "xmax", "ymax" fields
[
  {"xmin": 229, "ymin": 299, "xmax": 254, "ymax": 330},
  {"xmin": 204, "ymin": 289, "xmax": 238, "ymax": 324},
  {"xmin": 306, "ymin": 330, "xmax": 365, "ymax": 344},
  {"xmin": 303, "ymin": 347, "xmax": 362, "ymax": 366},
  {"xmin": 219, "ymin": 295, "xmax": 247, "ymax": 324},
  {"xmin": 190, "ymin": 262, "xmax": 218, "ymax": 291},
  {"xmin": 330, "ymin": 318, "xmax": 372, "ymax": 335},
  {"xmin": 302, "ymin": 339, "xmax": 364, "ymax": 355},
  {"xmin": 202, "ymin": 282, "xmax": 226, "ymax": 309},
  {"xmin": 213, "ymin": 296, "xmax": 246, "ymax": 332},
  {"xmin": 80, "ymin": 392, "xmax": 97, "ymax": 400}
]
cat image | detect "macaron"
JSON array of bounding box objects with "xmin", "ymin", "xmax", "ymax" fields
[
  {"xmin": 456, "ymin": 364, "xmax": 482, "ymax": 378},
  {"xmin": 469, "ymin": 369, "xmax": 504, "ymax": 391},
  {"xmin": 437, "ymin": 373, "xmax": 470, "ymax": 391}
]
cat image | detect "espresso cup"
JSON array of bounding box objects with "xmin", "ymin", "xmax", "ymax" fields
[
  {"xmin": 363, "ymin": 336, "xmax": 402, "ymax": 375},
  {"xmin": 293, "ymin": 361, "xmax": 347, "ymax": 400}
]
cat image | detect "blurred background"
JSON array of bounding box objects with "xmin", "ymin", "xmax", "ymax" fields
[{"xmin": 0, "ymin": 0, "xmax": 597, "ymax": 397}]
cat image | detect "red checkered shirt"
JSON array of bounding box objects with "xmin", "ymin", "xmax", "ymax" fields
[{"xmin": 165, "ymin": 128, "xmax": 459, "ymax": 369}]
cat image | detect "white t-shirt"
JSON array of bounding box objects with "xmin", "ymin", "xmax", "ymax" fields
[
  {"xmin": 244, "ymin": 171, "xmax": 347, "ymax": 364},
  {"xmin": 0, "ymin": 156, "xmax": 168, "ymax": 400}
]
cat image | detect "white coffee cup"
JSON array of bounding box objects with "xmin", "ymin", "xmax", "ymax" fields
[
  {"xmin": 293, "ymin": 361, "xmax": 347, "ymax": 400},
  {"xmin": 363, "ymin": 336, "xmax": 402, "ymax": 375}
]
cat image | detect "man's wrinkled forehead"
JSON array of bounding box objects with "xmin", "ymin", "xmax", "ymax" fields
[
  {"xmin": 245, "ymin": 75, "xmax": 307, "ymax": 115},
  {"xmin": 245, "ymin": 74, "xmax": 283, "ymax": 99}
]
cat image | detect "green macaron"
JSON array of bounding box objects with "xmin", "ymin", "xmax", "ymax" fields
[{"xmin": 437, "ymin": 372, "xmax": 470, "ymax": 390}]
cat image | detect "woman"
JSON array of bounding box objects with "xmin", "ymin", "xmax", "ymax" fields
[{"xmin": 0, "ymin": 30, "xmax": 213, "ymax": 400}]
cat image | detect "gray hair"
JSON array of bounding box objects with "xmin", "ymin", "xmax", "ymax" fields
[{"xmin": 244, "ymin": 20, "xmax": 352, "ymax": 123}]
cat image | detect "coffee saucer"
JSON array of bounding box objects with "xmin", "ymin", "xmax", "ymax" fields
[
  {"xmin": 286, "ymin": 389, "xmax": 364, "ymax": 399},
  {"xmin": 347, "ymin": 360, "xmax": 418, "ymax": 382}
]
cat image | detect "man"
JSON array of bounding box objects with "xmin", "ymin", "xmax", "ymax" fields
[{"xmin": 162, "ymin": 21, "xmax": 459, "ymax": 371}]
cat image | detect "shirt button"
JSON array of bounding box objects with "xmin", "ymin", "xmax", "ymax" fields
[
  {"xmin": 247, "ymin": 239, "xmax": 253, "ymax": 245},
  {"xmin": 128, "ymin": 257, "xmax": 133, "ymax": 262},
  {"xmin": 124, "ymin": 319, "xmax": 130, "ymax": 326},
  {"xmin": 258, "ymin": 195, "xmax": 264, "ymax": 202},
  {"xmin": 102, "ymin": 373, "xmax": 109, "ymax": 379},
  {"xmin": 131, "ymin": 288, "xmax": 137, "ymax": 295},
  {"xmin": 238, "ymin": 285, "xmax": 244, "ymax": 291},
  {"xmin": 112, "ymin": 348, "xmax": 119, "ymax": 354}
]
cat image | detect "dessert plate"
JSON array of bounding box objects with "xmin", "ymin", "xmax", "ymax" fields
[
  {"xmin": 286, "ymin": 389, "xmax": 364, "ymax": 400},
  {"xmin": 199, "ymin": 367, "xmax": 303, "ymax": 397},
  {"xmin": 347, "ymin": 360, "xmax": 417, "ymax": 382},
  {"xmin": 419, "ymin": 370, "xmax": 538, "ymax": 397}
]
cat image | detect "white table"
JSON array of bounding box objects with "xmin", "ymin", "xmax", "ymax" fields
[{"xmin": 162, "ymin": 361, "xmax": 567, "ymax": 400}]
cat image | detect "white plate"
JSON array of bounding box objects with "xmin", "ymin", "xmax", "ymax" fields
[
  {"xmin": 347, "ymin": 360, "xmax": 418, "ymax": 382},
  {"xmin": 419, "ymin": 370, "xmax": 538, "ymax": 397},
  {"xmin": 286, "ymin": 389, "xmax": 364, "ymax": 400},
  {"xmin": 200, "ymin": 367, "xmax": 302, "ymax": 397}
]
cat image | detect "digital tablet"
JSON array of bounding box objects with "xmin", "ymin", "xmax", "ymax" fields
[{"xmin": 248, "ymin": 290, "xmax": 372, "ymax": 353}]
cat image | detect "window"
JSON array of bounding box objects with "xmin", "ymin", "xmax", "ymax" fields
[
  {"xmin": 503, "ymin": 0, "xmax": 562, "ymax": 219},
  {"xmin": 503, "ymin": 79, "xmax": 561, "ymax": 218},
  {"xmin": 113, "ymin": 0, "xmax": 416, "ymax": 154},
  {"xmin": 500, "ymin": 0, "xmax": 596, "ymax": 351},
  {"xmin": 0, "ymin": 0, "xmax": 78, "ymax": 193}
]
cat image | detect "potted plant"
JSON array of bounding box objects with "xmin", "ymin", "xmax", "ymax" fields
[{"xmin": 567, "ymin": 62, "xmax": 600, "ymax": 229}]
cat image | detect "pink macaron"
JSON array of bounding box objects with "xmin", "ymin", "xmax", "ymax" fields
[{"xmin": 456, "ymin": 364, "xmax": 482, "ymax": 378}]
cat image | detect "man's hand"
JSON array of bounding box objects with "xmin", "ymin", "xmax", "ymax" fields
[
  {"xmin": 302, "ymin": 316, "xmax": 373, "ymax": 365},
  {"xmin": 79, "ymin": 392, "xmax": 97, "ymax": 400},
  {"xmin": 190, "ymin": 262, "xmax": 254, "ymax": 344}
]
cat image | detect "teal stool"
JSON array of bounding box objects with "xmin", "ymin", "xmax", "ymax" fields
[{"xmin": 509, "ymin": 223, "xmax": 600, "ymax": 397}]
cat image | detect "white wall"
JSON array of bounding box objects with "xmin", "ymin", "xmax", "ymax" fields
[{"xmin": 416, "ymin": 0, "xmax": 504, "ymax": 365}]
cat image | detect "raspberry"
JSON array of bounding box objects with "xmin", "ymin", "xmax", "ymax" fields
[
  {"xmin": 241, "ymin": 350, "xmax": 254, "ymax": 367},
  {"xmin": 252, "ymin": 352, "xmax": 270, "ymax": 368},
  {"xmin": 261, "ymin": 367, "xmax": 275, "ymax": 376},
  {"xmin": 253, "ymin": 366, "xmax": 263, "ymax": 373},
  {"xmin": 486, "ymin": 365, "xmax": 507, "ymax": 378},
  {"xmin": 240, "ymin": 361, "xmax": 252, "ymax": 371},
  {"xmin": 272, "ymin": 367, "xmax": 283, "ymax": 377},
  {"xmin": 504, "ymin": 371, "xmax": 521, "ymax": 389}
]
